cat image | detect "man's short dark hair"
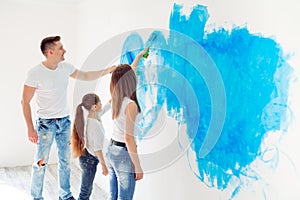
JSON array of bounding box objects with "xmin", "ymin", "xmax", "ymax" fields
[{"xmin": 40, "ymin": 36, "xmax": 61, "ymax": 55}]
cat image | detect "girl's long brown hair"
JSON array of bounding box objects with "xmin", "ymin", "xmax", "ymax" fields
[
  {"xmin": 71, "ymin": 93, "xmax": 100, "ymax": 157},
  {"xmin": 110, "ymin": 64, "xmax": 141, "ymax": 119}
]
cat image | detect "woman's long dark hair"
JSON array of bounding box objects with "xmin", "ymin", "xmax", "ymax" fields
[
  {"xmin": 110, "ymin": 64, "xmax": 141, "ymax": 119},
  {"xmin": 71, "ymin": 93, "xmax": 100, "ymax": 157}
]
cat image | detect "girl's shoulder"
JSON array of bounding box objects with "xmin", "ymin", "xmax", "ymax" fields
[{"xmin": 123, "ymin": 97, "xmax": 135, "ymax": 105}]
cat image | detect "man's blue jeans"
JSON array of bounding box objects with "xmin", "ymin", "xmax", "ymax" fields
[
  {"xmin": 106, "ymin": 144, "xmax": 136, "ymax": 200},
  {"xmin": 78, "ymin": 149, "xmax": 99, "ymax": 200},
  {"xmin": 31, "ymin": 116, "xmax": 72, "ymax": 200}
]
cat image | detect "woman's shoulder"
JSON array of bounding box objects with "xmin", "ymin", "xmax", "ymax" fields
[
  {"xmin": 123, "ymin": 97, "xmax": 135, "ymax": 105},
  {"xmin": 122, "ymin": 97, "xmax": 137, "ymax": 114}
]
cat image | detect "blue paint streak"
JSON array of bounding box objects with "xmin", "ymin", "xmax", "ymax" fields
[
  {"xmin": 120, "ymin": 31, "xmax": 169, "ymax": 139},
  {"xmin": 120, "ymin": 32, "xmax": 144, "ymax": 65},
  {"xmin": 120, "ymin": 3, "xmax": 293, "ymax": 197}
]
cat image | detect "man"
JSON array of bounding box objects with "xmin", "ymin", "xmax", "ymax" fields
[{"xmin": 21, "ymin": 36, "xmax": 116, "ymax": 200}]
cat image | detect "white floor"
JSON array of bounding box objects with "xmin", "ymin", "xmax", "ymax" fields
[{"xmin": 0, "ymin": 162, "xmax": 108, "ymax": 200}]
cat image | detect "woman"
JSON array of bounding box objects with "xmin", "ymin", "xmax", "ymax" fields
[
  {"xmin": 71, "ymin": 93, "xmax": 109, "ymax": 200},
  {"xmin": 107, "ymin": 63, "xmax": 144, "ymax": 200}
]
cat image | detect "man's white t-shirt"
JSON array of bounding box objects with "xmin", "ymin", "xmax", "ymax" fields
[{"xmin": 25, "ymin": 62, "xmax": 76, "ymax": 119}]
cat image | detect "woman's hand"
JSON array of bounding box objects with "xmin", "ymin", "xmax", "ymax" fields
[
  {"xmin": 134, "ymin": 165, "xmax": 143, "ymax": 181},
  {"xmin": 101, "ymin": 163, "xmax": 108, "ymax": 176},
  {"xmin": 131, "ymin": 47, "xmax": 150, "ymax": 69},
  {"xmin": 137, "ymin": 47, "xmax": 149, "ymax": 58}
]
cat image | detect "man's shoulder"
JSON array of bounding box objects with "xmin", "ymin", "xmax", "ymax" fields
[
  {"xmin": 59, "ymin": 62, "xmax": 76, "ymax": 73},
  {"xmin": 59, "ymin": 61, "xmax": 75, "ymax": 68},
  {"xmin": 27, "ymin": 63, "xmax": 43, "ymax": 74}
]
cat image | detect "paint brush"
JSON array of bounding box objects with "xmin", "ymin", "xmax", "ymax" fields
[{"xmin": 143, "ymin": 33, "xmax": 157, "ymax": 58}]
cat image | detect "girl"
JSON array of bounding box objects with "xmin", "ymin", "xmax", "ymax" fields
[
  {"xmin": 107, "ymin": 64, "xmax": 144, "ymax": 200},
  {"xmin": 72, "ymin": 93, "xmax": 110, "ymax": 200}
]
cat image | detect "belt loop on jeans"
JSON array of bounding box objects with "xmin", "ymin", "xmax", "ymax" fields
[{"xmin": 110, "ymin": 139, "xmax": 126, "ymax": 147}]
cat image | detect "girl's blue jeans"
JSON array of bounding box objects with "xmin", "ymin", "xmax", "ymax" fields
[
  {"xmin": 78, "ymin": 149, "xmax": 99, "ymax": 200},
  {"xmin": 106, "ymin": 143, "xmax": 136, "ymax": 200}
]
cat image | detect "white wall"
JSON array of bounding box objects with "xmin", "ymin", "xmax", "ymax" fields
[
  {"xmin": 73, "ymin": 0, "xmax": 182, "ymax": 194},
  {"xmin": 1, "ymin": 0, "xmax": 300, "ymax": 199},
  {"xmin": 0, "ymin": 0, "xmax": 80, "ymax": 167}
]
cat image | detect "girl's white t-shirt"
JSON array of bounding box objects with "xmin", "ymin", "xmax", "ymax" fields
[
  {"xmin": 85, "ymin": 118, "xmax": 105, "ymax": 157},
  {"xmin": 112, "ymin": 97, "xmax": 138, "ymax": 143},
  {"xmin": 85, "ymin": 102, "xmax": 111, "ymax": 157}
]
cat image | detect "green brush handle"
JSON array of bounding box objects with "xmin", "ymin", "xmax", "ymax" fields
[{"xmin": 143, "ymin": 46, "xmax": 150, "ymax": 58}]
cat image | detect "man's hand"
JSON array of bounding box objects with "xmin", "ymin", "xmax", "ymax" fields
[
  {"xmin": 28, "ymin": 129, "xmax": 38, "ymax": 144},
  {"xmin": 110, "ymin": 65, "xmax": 118, "ymax": 73}
]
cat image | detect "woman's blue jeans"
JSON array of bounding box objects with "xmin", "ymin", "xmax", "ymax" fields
[
  {"xmin": 31, "ymin": 116, "xmax": 72, "ymax": 200},
  {"xmin": 106, "ymin": 143, "xmax": 136, "ymax": 200},
  {"xmin": 78, "ymin": 149, "xmax": 99, "ymax": 200}
]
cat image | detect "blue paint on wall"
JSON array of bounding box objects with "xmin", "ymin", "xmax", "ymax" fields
[
  {"xmin": 120, "ymin": 32, "xmax": 144, "ymax": 65},
  {"xmin": 120, "ymin": 3, "xmax": 292, "ymax": 198}
]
